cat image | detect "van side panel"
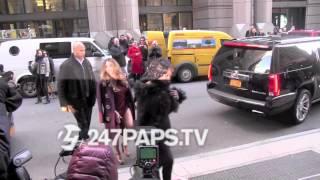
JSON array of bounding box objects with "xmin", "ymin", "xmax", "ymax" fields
[
  {"xmin": 1, "ymin": 41, "xmax": 38, "ymax": 83},
  {"xmin": 168, "ymin": 31, "xmax": 232, "ymax": 77}
]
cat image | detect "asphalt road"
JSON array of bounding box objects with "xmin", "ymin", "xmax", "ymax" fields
[{"xmin": 11, "ymin": 79, "xmax": 320, "ymax": 179}]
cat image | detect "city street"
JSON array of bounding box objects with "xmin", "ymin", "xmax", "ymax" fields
[{"xmin": 11, "ymin": 79, "xmax": 320, "ymax": 180}]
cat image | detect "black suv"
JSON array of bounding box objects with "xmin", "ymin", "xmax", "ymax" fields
[{"xmin": 207, "ymin": 36, "xmax": 320, "ymax": 124}]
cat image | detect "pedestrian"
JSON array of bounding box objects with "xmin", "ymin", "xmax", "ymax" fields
[
  {"xmin": 134, "ymin": 58, "xmax": 187, "ymax": 180},
  {"xmin": 138, "ymin": 36, "xmax": 149, "ymax": 69},
  {"xmin": 245, "ymin": 25, "xmax": 258, "ymax": 37},
  {"xmin": 0, "ymin": 72, "xmax": 23, "ymax": 179},
  {"xmin": 96, "ymin": 58, "xmax": 135, "ymax": 164},
  {"xmin": 119, "ymin": 34, "xmax": 129, "ymax": 56},
  {"xmin": 43, "ymin": 51, "xmax": 56, "ymax": 99},
  {"xmin": 108, "ymin": 37, "xmax": 127, "ymax": 74},
  {"xmin": 148, "ymin": 40, "xmax": 162, "ymax": 62},
  {"xmin": 30, "ymin": 49, "xmax": 50, "ymax": 104},
  {"xmin": 1, "ymin": 71, "xmax": 17, "ymax": 136},
  {"xmin": 126, "ymin": 33, "xmax": 134, "ymax": 46},
  {"xmin": 58, "ymin": 42, "xmax": 96, "ymax": 141},
  {"xmin": 128, "ymin": 41, "xmax": 144, "ymax": 81},
  {"xmin": 0, "ymin": 64, "xmax": 3, "ymax": 76}
]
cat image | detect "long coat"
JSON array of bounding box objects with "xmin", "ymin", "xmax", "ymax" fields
[
  {"xmin": 0, "ymin": 78, "xmax": 23, "ymax": 179},
  {"xmin": 96, "ymin": 80, "xmax": 135, "ymax": 130},
  {"xmin": 109, "ymin": 45, "xmax": 126, "ymax": 67},
  {"xmin": 128, "ymin": 46, "xmax": 144, "ymax": 74},
  {"xmin": 58, "ymin": 55, "xmax": 96, "ymax": 109},
  {"xmin": 134, "ymin": 80, "xmax": 186, "ymax": 131}
]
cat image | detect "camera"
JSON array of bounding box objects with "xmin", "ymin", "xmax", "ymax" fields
[
  {"xmin": 131, "ymin": 126, "xmax": 161, "ymax": 180},
  {"xmin": 137, "ymin": 145, "xmax": 159, "ymax": 178}
]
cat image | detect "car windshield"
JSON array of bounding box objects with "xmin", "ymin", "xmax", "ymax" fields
[{"xmin": 94, "ymin": 40, "xmax": 109, "ymax": 55}]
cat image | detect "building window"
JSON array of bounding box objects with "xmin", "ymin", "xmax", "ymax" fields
[
  {"xmin": 139, "ymin": 0, "xmax": 146, "ymax": 6},
  {"xmin": 73, "ymin": 18, "xmax": 89, "ymax": 37},
  {"xmin": 32, "ymin": 0, "xmax": 45, "ymax": 12},
  {"xmin": 272, "ymin": 7, "xmax": 305, "ymax": 30},
  {"xmin": 147, "ymin": 14, "xmax": 163, "ymax": 30},
  {"xmin": 7, "ymin": 0, "xmax": 25, "ymax": 14},
  {"xmin": 79, "ymin": 0, "xmax": 86, "ymax": 10},
  {"xmin": 44, "ymin": 0, "xmax": 63, "ymax": 11},
  {"xmin": 164, "ymin": 13, "xmax": 179, "ymax": 31},
  {"xmin": 140, "ymin": 12, "xmax": 193, "ymax": 32},
  {"xmin": 140, "ymin": 14, "xmax": 148, "ymax": 31},
  {"xmin": 64, "ymin": 0, "xmax": 80, "ymax": 10},
  {"xmin": 177, "ymin": 0, "xmax": 192, "ymax": 6},
  {"xmin": 146, "ymin": 0, "xmax": 161, "ymax": 6},
  {"xmin": 163, "ymin": 0, "xmax": 176, "ymax": 6},
  {"xmin": 179, "ymin": 12, "xmax": 192, "ymax": 30},
  {"xmin": 0, "ymin": 0, "xmax": 7, "ymax": 15}
]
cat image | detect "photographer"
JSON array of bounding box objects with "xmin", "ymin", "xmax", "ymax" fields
[
  {"xmin": 134, "ymin": 59, "xmax": 186, "ymax": 180},
  {"xmin": 0, "ymin": 72, "xmax": 23, "ymax": 179}
]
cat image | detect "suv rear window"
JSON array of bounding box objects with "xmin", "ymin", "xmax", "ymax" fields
[
  {"xmin": 214, "ymin": 46, "xmax": 272, "ymax": 74},
  {"xmin": 278, "ymin": 42, "xmax": 316, "ymax": 71}
]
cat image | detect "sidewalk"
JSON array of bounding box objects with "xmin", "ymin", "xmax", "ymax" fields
[{"xmin": 118, "ymin": 128, "xmax": 320, "ymax": 180}]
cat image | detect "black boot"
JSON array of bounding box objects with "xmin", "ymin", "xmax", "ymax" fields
[
  {"xmin": 43, "ymin": 98, "xmax": 50, "ymax": 104},
  {"xmin": 35, "ymin": 98, "xmax": 42, "ymax": 104}
]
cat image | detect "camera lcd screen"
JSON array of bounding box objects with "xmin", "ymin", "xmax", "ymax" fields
[{"xmin": 140, "ymin": 147, "xmax": 157, "ymax": 159}]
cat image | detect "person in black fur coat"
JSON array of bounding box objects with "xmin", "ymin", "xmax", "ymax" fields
[{"xmin": 134, "ymin": 58, "xmax": 186, "ymax": 180}]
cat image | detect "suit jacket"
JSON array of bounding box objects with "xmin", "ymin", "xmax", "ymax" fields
[{"xmin": 58, "ymin": 55, "xmax": 96, "ymax": 109}]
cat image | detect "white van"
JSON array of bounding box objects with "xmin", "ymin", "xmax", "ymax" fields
[{"xmin": 0, "ymin": 37, "xmax": 110, "ymax": 98}]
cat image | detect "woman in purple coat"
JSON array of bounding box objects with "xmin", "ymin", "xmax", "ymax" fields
[{"xmin": 96, "ymin": 58, "xmax": 135, "ymax": 164}]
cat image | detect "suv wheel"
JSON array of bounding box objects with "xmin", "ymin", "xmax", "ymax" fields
[
  {"xmin": 177, "ymin": 66, "xmax": 194, "ymax": 82},
  {"xmin": 20, "ymin": 77, "xmax": 37, "ymax": 98},
  {"xmin": 292, "ymin": 89, "xmax": 311, "ymax": 124}
]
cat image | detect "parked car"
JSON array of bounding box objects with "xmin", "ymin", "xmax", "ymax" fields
[
  {"xmin": 144, "ymin": 30, "xmax": 233, "ymax": 82},
  {"xmin": 0, "ymin": 38, "xmax": 110, "ymax": 98},
  {"xmin": 207, "ymin": 36, "xmax": 320, "ymax": 124}
]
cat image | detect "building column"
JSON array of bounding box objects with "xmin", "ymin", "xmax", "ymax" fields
[
  {"xmin": 115, "ymin": 0, "xmax": 140, "ymax": 37},
  {"xmin": 254, "ymin": 0, "xmax": 273, "ymax": 35},
  {"xmin": 232, "ymin": 0, "xmax": 252, "ymax": 37},
  {"xmin": 255, "ymin": 0, "xmax": 272, "ymax": 23},
  {"xmin": 233, "ymin": 0, "xmax": 252, "ymax": 25},
  {"xmin": 87, "ymin": 0, "xmax": 140, "ymax": 48},
  {"xmin": 306, "ymin": 0, "xmax": 320, "ymax": 29},
  {"xmin": 193, "ymin": 0, "xmax": 233, "ymax": 34}
]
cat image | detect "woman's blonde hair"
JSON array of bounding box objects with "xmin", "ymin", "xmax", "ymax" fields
[{"xmin": 100, "ymin": 58, "xmax": 128, "ymax": 87}]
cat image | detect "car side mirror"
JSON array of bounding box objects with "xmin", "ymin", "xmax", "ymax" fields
[
  {"xmin": 93, "ymin": 52, "xmax": 104, "ymax": 57},
  {"xmin": 12, "ymin": 149, "xmax": 32, "ymax": 167}
]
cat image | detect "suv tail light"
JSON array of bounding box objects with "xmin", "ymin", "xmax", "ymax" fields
[
  {"xmin": 268, "ymin": 74, "xmax": 281, "ymax": 97},
  {"xmin": 208, "ymin": 64, "xmax": 213, "ymax": 81},
  {"xmin": 223, "ymin": 42, "xmax": 270, "ymax": 49}
]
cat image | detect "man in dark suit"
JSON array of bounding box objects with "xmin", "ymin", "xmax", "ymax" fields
[{"xmin": 58, "ymin": 42, "xmax": 96, "ymax": 140}]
